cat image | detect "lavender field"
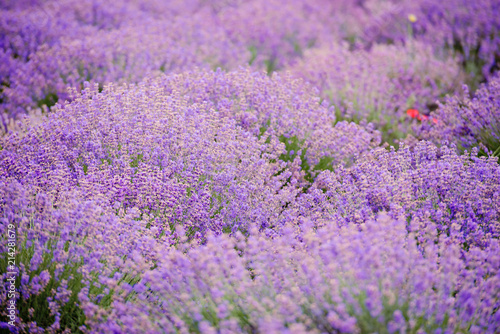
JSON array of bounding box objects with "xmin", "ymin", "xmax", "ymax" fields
[{"xmin": 0, "ymin": 0, "xmax": 499, "ymax": 333}]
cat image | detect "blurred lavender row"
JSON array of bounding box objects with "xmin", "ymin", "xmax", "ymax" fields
[
  {"xmin": 1, "ymin": 0, "xmax": 499, "ymax": 333},
  {"xmin": 2, "ymin": 0, "xmax": 499, "ymax": 128}
]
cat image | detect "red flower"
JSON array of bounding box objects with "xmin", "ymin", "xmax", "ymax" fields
[
  {"xmin": 406, "ymin": 109, "xmax": 420, "ymax": 118},
  {"xmin": 407, "ymin": 108, "xmax": 438, "ymax": 124}
]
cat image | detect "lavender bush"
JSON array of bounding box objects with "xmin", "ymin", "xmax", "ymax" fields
[
  {"xmin": 151, "ymin": 68, "xmax": 380, "ymax": 176},
  {"xmin": 1, "ymin": 0, "xmax": 363, "ymax": 127},
  {"xmin": 288, "ymin": 41, "xmax": 463, "ymax": 144},
  {"xmin": 358, "ymin": 0, "xmax": 500, "ymax": 84},
  {"xmin": 296, "ymin": 141, "xmax": 500, "ymax": 248},
  {"xmin": 0, "ymin": 182, "xmax": 163, "ymax": 332},
  {"xmin": 0, "ymin": 0, "xmax": 165, "ymax": 123},
  {"xmin": 0, "ymin": 78, "xmax": 301, "ymax": 238},
  {"xmin": 1, "ymin": 7, "xmax": 246, "ymax": 125},
  {"xmin": 70, "ymin": 214, "xmax": 500, "ymax": 333},
  {"xmin": 418, "ymin": 72, "xmax": 500, "ymax": 156}
]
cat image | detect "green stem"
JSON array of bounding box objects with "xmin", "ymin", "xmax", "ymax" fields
[{"xmin": 492, "ymin": 144, "xmax": 500, "ymax": 157}]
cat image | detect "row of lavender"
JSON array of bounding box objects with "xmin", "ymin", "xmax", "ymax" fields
[
  {"xmin": 1, "ymin": 0, "xmax": 500, "ymax": 333},
  {"xmin": 2, "ymin": 0, "xmax": 499, "ymax": 139}
]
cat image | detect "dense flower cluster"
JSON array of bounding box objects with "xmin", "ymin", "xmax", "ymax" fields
[
  {"xmin": 74, "ymin": 214, "xmax": 500, "ymax": 333},
  {"xmin": 418, "ymin": 73, "xmax": 500, "ymax": 155},
  {"xmin": 7, "ymin": 0, "xmax": 497, "ymax": 126},
  {"xmin": 1, "ymin": 0, "xmax": 499, "ymax": 333},
  {"xmin": 0, "ymin": 0, "xmax": 368, "ymax": 125},
  {"xmin": 288, "ymin": 41, "xmax": 463, "ymax": 143},
  {"xmin": 0, "ymin": 181, "xmax": 162, "ymax": 333},
  {"xmin": 0, "ymin": 3, "xmax": 247, "ymax": 124},
  {"xmin": 295, "ymin": 141, "xmax": 500, "ymax": 248},
  {"xmin": 359, "ymin": 0, "xmax": 500, "ymax": 80},
  {"xmin": 152, "ymin": 69, "xmax": 380, "ymax": 171},
  {"xmin": 0, "ymin": 77, "xmax": 302, "ymax": 238},
  {"xmin": 211, "ymin": 0, "xmax": 370, "ymax": 71}
]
